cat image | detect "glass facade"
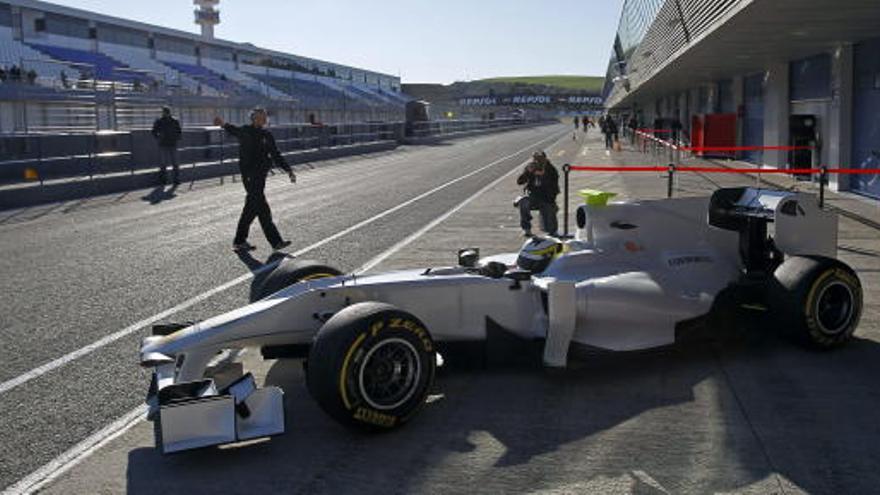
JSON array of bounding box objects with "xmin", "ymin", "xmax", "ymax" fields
[
  {"xmin": 790, "ymin": 54, "xmax": 831, "ymax": 101},
  {"xmin": 154, "ymin": 35, "xmax": 196, "ymax": 56},
  {"xmin": 0, "ymin": 3, "xmax": 12, "ymax": 27},
  {"xmin": 603, "ymin": 0, "xmax": 665, "ymax": 97},
  {"xmin": 616, "ymin": 0, "xmax": 665, "ymax": 59},
  {"xmin": 97, "ymin": 23, "xmax": 149, "ymax": 48},
  {"xmin": 716, "ymin": 79, "xmax": 734, "ymax": 113},
  {"xmin": 852, "ymin": 37, "xmax": 880, "ymax": 198},
  {"xmin": 45, "ymin": 13, "xmax": 90, "ymax": 39}
]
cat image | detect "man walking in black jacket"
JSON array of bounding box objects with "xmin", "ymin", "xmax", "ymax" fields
[
  {"xmin": 516, "ymin": 151, "xmax": 560, "ymax": 237},
  {"xmin": 214, "ymin": 109, "xmax": 296, "ymax": 252},
  {"xmin": 151, "ymin": 107, "xmax": 182, "ymax": 184}
]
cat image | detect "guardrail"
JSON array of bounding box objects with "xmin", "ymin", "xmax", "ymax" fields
[
  {"xmin": 0, "ymin": 118, "xmax": 552, "ymax": 193},
  {"xmin": 406, "ymin": 117, "xmax": 535, "ymax": 138},
  {"xmin": 0, "ymin": 122, "xmax": 402, "ymax": 187}
]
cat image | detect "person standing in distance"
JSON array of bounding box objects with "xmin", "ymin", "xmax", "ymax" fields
[
  {"xmin": 214, "ymin": 109, "xmax": 296, "ymax": 252},
  {"xmin": 151, "ymin": 107, "xmax": 182, "ymax": 184}
]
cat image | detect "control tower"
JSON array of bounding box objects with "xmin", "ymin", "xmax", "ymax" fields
[{"xmin": 194, "ymin": 0, "xmax": 220, "ymax": 39}]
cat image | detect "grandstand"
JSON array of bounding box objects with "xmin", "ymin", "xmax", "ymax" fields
[{"xmin": 0, "ymin": 0, "xmax": 413, "ymax": 133}]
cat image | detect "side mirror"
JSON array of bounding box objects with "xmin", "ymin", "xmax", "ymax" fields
[{"xmin": 458, "ymin": 248, "xmax": 480, "ymax": 268}]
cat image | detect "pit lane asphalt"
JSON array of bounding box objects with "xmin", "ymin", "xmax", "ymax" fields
[
  {"xmin": 0, "ymin": 123, "xmax": 567, "ymax": 490},
  {"xmin": 10, "ymin": 128, "xmax": 880, "ymax": 494}
]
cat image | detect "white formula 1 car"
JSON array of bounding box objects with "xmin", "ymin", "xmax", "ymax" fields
[{"xmin": 141, "ymin": 187, "xmax": 863, "ymax": 453}]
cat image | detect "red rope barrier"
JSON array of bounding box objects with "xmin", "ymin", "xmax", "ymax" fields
[
  {"xmin": 566, "ymin": 165, "xmax": 880, "ymax": 175},
  {"xmin": 681, "ymin": 145, "xmax": 815, "ymax": 152},
  {"xmin": 568, "ymin": 166, "xmax": 666, "ymax": 172}
]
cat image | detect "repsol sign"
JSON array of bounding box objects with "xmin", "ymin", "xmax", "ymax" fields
[{"xmin": 458, "ymin": 94, "xmax": 604, "ymax": 107}]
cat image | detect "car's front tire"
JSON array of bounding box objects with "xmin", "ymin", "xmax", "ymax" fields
[
  {"xmin": 250, "ymin": 258, "xmax": 342, "ymax": 302},
  {"xmin": 770, "ymin": 256, "xmax": 862, "ymax": 349},
  {"xmin": 306, "ymin": 302, "xmax": 436, "ymax": 430}
]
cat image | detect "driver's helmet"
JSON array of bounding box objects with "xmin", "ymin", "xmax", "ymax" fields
[{"xmin": 517, "ymin": 237, "xmax": 564, "ymax": 273}]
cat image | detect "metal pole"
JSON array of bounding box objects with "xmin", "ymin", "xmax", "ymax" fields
[
  {"xmin": 563, "ymin": 164, "xmax": 571, "ymax": 238},
  {"xmin": 667, "ymin": 163, "xmax": 675, "ymax": 198},
  {"xmin": 819, "ymin": 165, "xmax": 828, "ymax": 208}
]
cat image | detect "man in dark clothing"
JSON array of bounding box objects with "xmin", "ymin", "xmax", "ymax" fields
[
  {"xmin": 151, "ymin": 107, "xmax": 182, "ymax": 184},
  {"xmin": 516, "ymin": 151, "xmax": 560, "ymax": 237},
  {"xmin": 601, "ymin": 115, "xmax": 618, "ymax": 150},
  {"xmin": 214, "ymin": 109, "xmax": 296, "ymax": 252}
]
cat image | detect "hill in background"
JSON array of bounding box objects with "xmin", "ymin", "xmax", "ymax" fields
[
  {"xmin": 476, "ymin": 75, "xmax": 604, "ymax": 93},
  {"xmin": 403, "ymin": 75, "xmax": 603, "ymax": 103}
]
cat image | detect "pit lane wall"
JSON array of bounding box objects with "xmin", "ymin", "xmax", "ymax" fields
[{"xmin": 0, "ymin": 117, "xmax": 555, "ymax": 209}]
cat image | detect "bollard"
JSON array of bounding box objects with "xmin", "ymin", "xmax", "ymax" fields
[
  {"xmin": 667, "ymin": 163, "xmax": 675, "ymax": 199},
  {"xmin": 819, "ymin": 165, "xmax": 828, "ymax": 208},
  {"xmin": 563, "ymin": 164, "xmax": 571, "ymax": 238}
]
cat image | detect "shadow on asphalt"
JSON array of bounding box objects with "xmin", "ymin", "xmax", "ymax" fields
[
  {"xmin": 141, "ymin": 185, "xmax": 179, "ymax": 205},
  {"xmin": 121, "ymin": 323, "xmax": 880, "ymax": 494}
]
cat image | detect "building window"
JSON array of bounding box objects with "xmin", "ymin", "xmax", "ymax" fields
[
  {"xmin": 34, "ymin": 18, "xmax": 46, "ymax": 32},
  {"xmin": 0, "ymin": 3, "xmax": 13, "ymax": 27},
  {"xmin": 790, "ymin": 54, "xmax": 831, "ymax": 101}
]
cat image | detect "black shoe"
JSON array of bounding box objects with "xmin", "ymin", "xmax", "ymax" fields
[
  {"xmin": 233, "ymin": 242, "xmax": 257, "ymax": 252},
  {"xmin": 271, "ymin": 240, "xmax": 292, "ymax": 251}
]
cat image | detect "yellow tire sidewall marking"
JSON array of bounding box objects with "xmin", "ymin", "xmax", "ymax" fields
[{"xmin": 339, "ymin": 333, "xmax": 367, "ymax": 410}]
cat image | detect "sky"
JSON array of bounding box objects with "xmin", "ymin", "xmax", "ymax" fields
[{"xmin": 45, "ymin": 0, "xmax": 624, "ymax": 84}]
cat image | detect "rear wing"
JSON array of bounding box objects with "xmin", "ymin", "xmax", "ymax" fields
[{"xmin": 709, "ymin": 187, "xmax": 837, "ymax": 258}]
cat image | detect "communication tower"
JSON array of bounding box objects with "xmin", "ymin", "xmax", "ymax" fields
[{"xmin": 194, "ymin": 0, "xmax": 220, "ymax": 39}]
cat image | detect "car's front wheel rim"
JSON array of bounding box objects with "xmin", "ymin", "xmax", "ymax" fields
[{"xmin": 358, "ymin": 338, "xmax": 421, "ymax": 411}]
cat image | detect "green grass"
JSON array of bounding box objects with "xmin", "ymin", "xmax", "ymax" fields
[{"xmin": 476, "ymin": 75, "xmax": 604, "ymax": 92}]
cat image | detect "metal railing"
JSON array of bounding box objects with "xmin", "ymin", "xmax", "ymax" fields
[
  {"xmin": 0, "ymin": 122, "xmax": 402, "ymax": 187},
  {"xmin": 406, "ymin": 117, "xmax": 538, "ymax": 138}
]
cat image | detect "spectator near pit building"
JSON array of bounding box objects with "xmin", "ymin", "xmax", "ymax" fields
[{"xmin": 151, "ymin": 107, "xmax": 182, "ymax": 185}]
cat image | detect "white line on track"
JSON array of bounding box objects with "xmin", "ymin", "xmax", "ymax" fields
[
  {"xmin": 358, "ymin": 132, "xmax": 567, "ymax": 273},
  {"xmin": 0, "ymin": 128, "xmax": 563, "ymax": 398},
  {"xmin": 2, "ymin": 128, "xmax": 566, "ymax": 494},
  {"xmin": 3, "ymin": 407, "xmax": 146, "ymax": 495}
]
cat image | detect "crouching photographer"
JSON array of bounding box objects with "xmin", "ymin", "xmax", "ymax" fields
[{"xmin": 515, "ymin": 151, "xmax": 560, "ymax": 237}]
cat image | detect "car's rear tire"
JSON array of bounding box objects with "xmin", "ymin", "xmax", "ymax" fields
[
  {"xmin": 770, "ymin": 256, "xmax": 862, "ymax": 349},
  {"xmin": 249, "ymin": 259, "xmax": 342, "ymax": 302},
  {"xmin": 306, "ymin": 302, "xmax": 436, "ymax": 430}
]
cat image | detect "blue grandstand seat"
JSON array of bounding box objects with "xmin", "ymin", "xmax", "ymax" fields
[
  {"xmin": 162, "ymin": 61, "xmax": 247, "ymax": 96},
  {"xmin": 251, "ymin": 74, "xmax": 350, "ymax": 106},
  {"xmin": 27, "ymin": 44, "xmax": 148, "ymax": 83}
]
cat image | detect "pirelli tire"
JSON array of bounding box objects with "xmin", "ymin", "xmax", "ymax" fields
[
  {"xmin": 249, "ymin": 259, "xmax": 342, "ymax": 303},
  {"xmin": 770, "ymin": 256, "xmax": 863, "ymax": 349},
  {"xmin": 306, "ymin": 302, "xmax": 436, "ymax": 430}
]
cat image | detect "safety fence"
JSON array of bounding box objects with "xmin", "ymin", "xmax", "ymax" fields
[
  {"xmin": 0, "ymin": 122, "xmax": 402, "ymax": 186},
  {"xmin": 407, "ymin": 118, "xmax": 529, "ymax": 138}
]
